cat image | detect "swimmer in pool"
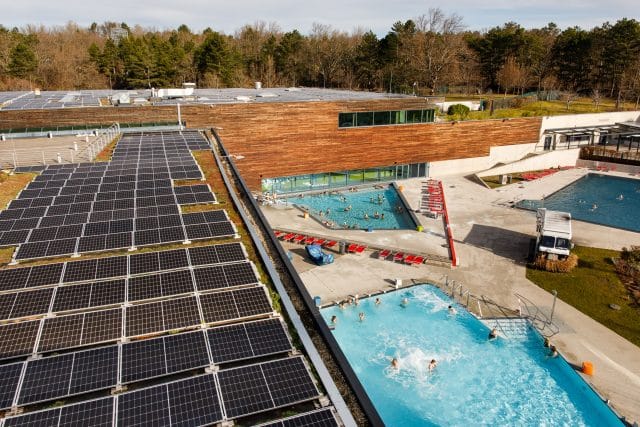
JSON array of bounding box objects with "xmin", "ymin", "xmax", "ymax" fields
[
  {"xmin": 401, "ymin": 298, "xmax": 409, "ymax": 307},
  {"xmin": 375, "ymin": 297, "xmax": 381, "ymax": 306},
  {"xmin": 359, "ymin": 312, "xmax": 365, "ymax": 322},
  {"xmin": 428, "ymin": 359, "xmax": 437, "ymax": 372},
  {"xmin": 488, "ymin": 328, "xmax": 498, "ymax": 340},
  {"xmin": 391, "ymin": 357, "xmax": 399, "ymax": 369},
  {"xmin": 330, "ymin": 315, "xmax": 338, "ymax": 325},
  {"xmin": 448, "ymin": 305, "xmax": 457, "ymax": 315}
]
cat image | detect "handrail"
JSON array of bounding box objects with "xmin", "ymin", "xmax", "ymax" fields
[
  {"xmin": 479, "ymin": 295, "xmax": 511, "ymax": 338},
  {"xmin": 514, "ymin": 292, "xmax": 560, "ymax": 338}
]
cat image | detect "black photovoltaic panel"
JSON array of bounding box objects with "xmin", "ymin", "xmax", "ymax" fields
[
  {"xmin": 96, "ymin": 255, "xmax": 128, "ymax": 279},
  {"xmin": 52, "ymin": 283, "xmax": 92, "ymax": 312},
  {"xmin": 68, "ymin": 346, "xmax": 118, "ymax": 394},
  {"xmin": 260, "ymin": 357, "xmax": 320, "ymax": 407},
  {"xmin": 218, "ymin": 364, "xmax": 272, "ymax": 418},
  {"xmin": 207, "ymin": 319, "xmax": 291, "ymax": 364},
  {"xmin": 116, "ymin": 380, "xmax": 171, "ymax": 426},
  {"xmin": 121, "ymin": 338, "xmax": 166, "ymax": 383},
  {"xmin": 62, "ymin": 258, "xmax": 97, "ymax": 283},
  {"xmin": 0, "ymin": 321, "xmax": 40, "ymax": 359},
  {"xmin": 199, "ymin": 286, "xmax": 272, "ymax": 324},
  {"xmin": 37, "ymin": 308, "xmax": 122, "ymax": 353},
  {"xmin": 158, "ymin": 249, "xmax": 189, "ymax": 270},
  {"xmin": 257, "ymin": 408, "xmax": 340, "ymax": 427},
  {"xmin": 166, "ymin": 374, "xmax": 223, "ymax": 426},
  {"xmin": 7, "ymin": 287, "xmax": 54, "ymax": 319},
  {"xmin": 188, "ymin": 245, "xmax": 218, "ymax": 265},
  {"xmin": 3, "ymin": 406, "xmax": 62, "ymax": 427},
  {"xmin": 160, "ymin": 269, "xmax": 195, "ymax": 297},
  {"xmin": 128, "ymin": 274, "xmax": 162, "ymax": 301},
  {"xmin": 18, "ymin": 353, "xmax": 74, "ymax": 404},
  {"xmin": 208, "ymin": 221, "xmax": 236, "ymax": 238},
  {"xmin": 0, "ymin": 268, "xmax": 30, "ymax": 292},
  {"xmin": 214, "ymin": 242, "xmax": 246, "ymax": 263},
  {"xmin": 124, "ymin": 301, "xmax": 164, "ymax": 337},
  {"xmin": 161, "ymin": 296, "xmax": 201, "ymax": 330},
  {"xmin": 58, "ymin": 397, "xmax": 114, "ymax": 427},
  {"xmin": 223, "ymin": 262, "xmax": 258, "ymax": 287},
  {"xmin": 164, "ymin": 330, "xmax": 209, "ymax": 374},
  {"xmin": 27, "ymin": 263, "xmax": 64, "ymax": 288},
  {"xmin": 0, "ymin": 362, "xmax": 23, "ymax": 409},
  {"xmin": 193, "ymin": 265, "xmax": 227, "ymax": 291},
  {"xmin": 89, "ymin": 279, "xmax": 126, "ymax": 308}
]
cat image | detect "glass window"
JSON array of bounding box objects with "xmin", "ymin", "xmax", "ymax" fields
[
  {"xmin": 406, "ymin": 110, "xmax": 422, "ymax": 123},
  {"xmin": 347, "ymin": 170, "xmax": 364, "ymax": 185},
  {"xmin": 363, "ymin": 168, "xmax": 380, "ymax": 182},
  {"xmin": 373, "ymin": 111, "xmax": 391, "ymax": 125},
  {"xmin": 338, "ymin": 112, "xmax": 356, "ymax": 128},
  {"xmin": 356, "ymin": 112, "xmax": 373, "ymax": 127},
  {"xmin": 379, "ymin": 166, "xmax": 396, "ymax": 181},
  {"xmin": 330, "ymin": 172, "xmax": 347, "ymax": 188},
  {"xmin": 423, "ymin": 109, "xmax": 435, "ymax": 122},
  {"xmin": 555, "ymin": 238, "xmax": 570, "ymax": 249},
  {"xmin": 291, "ymin": 175, "xmax": 311, "ymax": 192},
  {"xmin": 391, "ymin": 110, "xmax": 406, "ymax": 124}
]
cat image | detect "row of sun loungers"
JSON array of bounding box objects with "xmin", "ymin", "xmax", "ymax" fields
[
  {"xmin": 378, "ymin": 249, "xmax": 425, "ymax": 265},
  {"xmin": 420, "ymin": 180, "xmax": 444, "ymax": 215},
  {"xmin": 274, "ymin": 230, "xmax": 337, "ymax": 248}
]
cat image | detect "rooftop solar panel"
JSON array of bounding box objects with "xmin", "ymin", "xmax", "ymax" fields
[
  {"xmin": 257, "ymin": 408, "xmax": 340, "ymax": 427},
  {"xmin": 116, "ymin": 380, "xmax": 170, "ymax": 426},
  {"xmin": 0, "ymin": 321, "xmax": 40, "ymax": 359},
  {"xmin": 0, "ymin": 362, "xmax": 23, "ymax": 409}
]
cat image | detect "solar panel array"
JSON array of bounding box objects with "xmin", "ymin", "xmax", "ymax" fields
[
  {"xmin": 257, "ymin": 408, "xmax": 341, "ymax": 427},
  {"xmin": 0, "ymin": 131, "xmax": 223, "ymax": 261},
  {"xmin": 0, "ymin": 130, "xmax": 331, "ymax": 425},
  {"xmin": 0, "ymin": 91, "xmax": 103, "ymax": 110}
]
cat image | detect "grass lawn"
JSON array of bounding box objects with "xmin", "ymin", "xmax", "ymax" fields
[{"xmin": 526, "ymin": 246, "xmax": 640, "ymax": 347}]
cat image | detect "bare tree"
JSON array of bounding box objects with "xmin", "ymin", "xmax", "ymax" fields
[{"xmin": 497, "ymin": 56, "xmax": 527, "ymax": 97}]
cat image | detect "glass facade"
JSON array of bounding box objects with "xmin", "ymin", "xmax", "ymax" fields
[
  {"xmin": 262, "ymin": 162, "xmax": 429, "ymax": 194},
  {"xmin": 338, "ymin": 109, "xmax": 435, "ymax": 128}
]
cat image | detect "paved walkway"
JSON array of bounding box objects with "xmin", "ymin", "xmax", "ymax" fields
[{"xmin": 262, "ymin": 169, "xmax": 640, "ymax": 423}]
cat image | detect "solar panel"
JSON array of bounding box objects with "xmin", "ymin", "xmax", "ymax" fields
[
  {"xmin": 9, "ymin": 287, "xmax": 54, "ymax": 319},
  {"xmin": 218, "ymin": 363, "xmax": 272, "ymax": 418},
  {"xmin": 81, "ymin": 308, "xmax": 122, "ymax": 345},
  {"xmin": 244, "ymin": 319, "xmax": 292, "ymax": 358},
  {"xmin": 125, "ymin": 301, "xmax": 163, "ymax": 337},
  {"xmin": 128, "ymin": 274, "xmax": 163, "ymax": 301},
  {"xmin": 199, "ymin": 290, "xmax": 239, "ymax": 323},
  {"xmin": 45, "ymin": 238, "xmax": 77, "ymax": 257},
  {"xmin": 215, "ymin": 242, "xmax": 246, "ymax": 263},
  {"xmin": 18, "ymin": 353, "xmax": 75, "ymax": 404},
  {"xmin": 0, "ymin": 268, "xmax": 30, "ymax": 292},
  {"xmin": 188, "ymin": 245, "xmax": 218, "ymax": 265},
  {"xmin": 158, "ymin": 249, "xmax": 189, "ymax": 270},
  {"xmin": 134, "ymin": 228, "xmax": 161, "ymax": 246},
  {"xmin": 206, "ymin": 323, "xmax": 253, "ymax": 363},
  {"xmin": 89, "ymin": 279, "xmax": 126, "ymax": 307},
  {"xmin": 105, "ymin": 232, "xmax": 132, "ymax": 250},
  {"xmin": 96, "ymin": 255, "xmax": 128, "ymax": 279},
  {"xmin": 77, "ymin": 235, "xmax": 106, "ymax": 252},
  {"xmin": 257, "ymin": 408, "xmax": 340, "ymax": 427},
  {"xmin": 208, "ymin": 221, "xmax": 236, "ymax": 238},
  {"xmin": 0, "ymin": 321, "xmax": 40, "ymax": 359},
  {"xmin": 68, "ymin": 346, "xmax": 118, "ymax": 395},
  {"xmin": 167, "ymin": 374, "xmax": 223, "ymax": 426},
  {"xmin": 121, "ymin": 337, "xmax": 166, "ymax": 383},
  {"xmin": 129, "ymin": 252, "xmax": 159, "ymax": 275},
  {"xmin": 63, "ymin": 258, "xmax": 97, "ymax": 283},
  {"xmin": 0, "ymin": 362, "xmax": 23, "ymax": 409},
  {"xmin": 223, "ymin": 262, "xmax": 259, "ymax": 287},
  {"xmin": 3, "ymin": 406, "xmax": 62, "ymax": 427},
  {"xmin": 158, "ymin": 226, "xmax": 185, "ymax": 243},
  {"xmin": 163, "ymin": 331, "xmax": 209, "ymax": 374},
  {"xmin": 58, "ymin": 397, "xmax": 114, "ymax": 427},
  {"xmin": 116, "ymin": 380, "xmax": 171, "ymax": 426},
  {"xmin": 185, "ymin": 223, "xmax": 212, "ymax": 240},
  {"xmin": 234, "ymin": 286, "xmax": 273, "ymax": 318},
  {"xmin": 193, "ymin": 265, "xmax": 227, "ymax": 291},
  {"xmin": 38, "ymin": 314, "xmax": 83, "ymax": 352},
  {"xmin": 261, "ymin": 357, "xmax": 319, "ymax": 407},
  {"xmin": 161, "ymin": 296, "xmax": 200, "ymax": 330},
  {"xmin": 26, "ymin": 263, "xmax": 64, "ymax": 288},
  {"xmin": 160, "ymin": 270, "xmax": 194, "ymax": 297},
  {"xmin": 52, "ymin": 283, "xmax": 92, "ymax": 312}
]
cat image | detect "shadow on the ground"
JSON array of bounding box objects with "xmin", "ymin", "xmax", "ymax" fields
[{"xmin": 460, "ymin": 223, "xmax": 531, "ymax": 263}]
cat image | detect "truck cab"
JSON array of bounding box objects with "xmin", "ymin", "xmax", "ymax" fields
[{"xmin": 536, "ymin": 208, "xmax": 572, "ymax": 259}]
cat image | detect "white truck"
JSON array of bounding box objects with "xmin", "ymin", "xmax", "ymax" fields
[{"xmin": 536, "ymin": 208, "xmax": 572, "ymax": 259}]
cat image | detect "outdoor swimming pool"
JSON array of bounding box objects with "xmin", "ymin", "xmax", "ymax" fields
[
  {"xmin": 517, "ymin": 174, "xmax": 640, "ymax": 232},
  {"xmin": 286, "ymin": 185, "xmax": 416, "ymax": 230},
  {"xmin": 322, "ymin": 285, "xmax": 622, "ymax": 426}
]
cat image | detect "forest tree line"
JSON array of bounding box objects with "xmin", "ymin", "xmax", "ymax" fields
[{"xmin": 1, "ymin": 10, "xmax": 639, "ymax": 104}]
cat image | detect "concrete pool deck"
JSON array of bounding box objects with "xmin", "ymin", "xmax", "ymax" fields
[{"xmin": 261, "ymin": 168, "xmax": 640, "ymax": 424}]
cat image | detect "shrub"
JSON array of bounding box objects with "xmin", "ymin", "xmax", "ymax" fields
[
  {"xmin": 447, "ymin": 104, "xmax": 470, "ymax": 118},
  {"xmin": 532, "ymin": 253, "xmax": 579, "ymax": 273}
]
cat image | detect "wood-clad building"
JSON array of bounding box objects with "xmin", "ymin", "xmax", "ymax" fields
[{"xmin": 0, "ymin": 91, "xmax": 542, "ymax": 191}]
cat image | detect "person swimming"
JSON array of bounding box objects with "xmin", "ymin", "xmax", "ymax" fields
[
  {"xmin": 375, "ymin": 297, "xmax": 381, "ymax": 306},
  {"xmin": 358, "ymin": 312, "xmax": 365, "ymax": 322},
  {"xmin": 401, "ymin": 298, "xmax": 409, "ymax": 307},
  {"xmin": 448, "ymin": 305, "xmax": 457, "ymax": 315},
  {"xmin": 428, "ymin": 359, "xmax": 437, "ymax": 372},
  {"xmin": 390, "ymin": 357, "xmax": 399, "ymax": 369},
  {"xmin": 591, "ymin": 203, "xmax": 598, "ymax": 210},
  {"xmin": 617, "ymin": 194, "xmax": 624, "ymax": 201},
  {"xmin": 488, "ymin": 328, "xmax": 498, "ymax": 340},
  {"xmin": 330, "ymin": 315, "xmax": 338, "ymax": 325}
]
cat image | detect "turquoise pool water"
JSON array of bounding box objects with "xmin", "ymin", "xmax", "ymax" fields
[
  {"xmin": 517, "ymin": 174, "xmax": 640, "ymax": 232},
  {"xmin": 322, "ymin": 285, "xmax": 622, "ymax": 426},
  {"xmin": 286, "ymin": 186, "xmax": 415, "ymax": 230}
]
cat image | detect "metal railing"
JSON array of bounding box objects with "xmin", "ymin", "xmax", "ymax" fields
[{"xmin": 515, "ymin": 292, "xmax": 560, "ymax": 338}]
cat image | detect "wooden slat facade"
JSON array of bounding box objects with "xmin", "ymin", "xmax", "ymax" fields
[{"xmin": 0, "ymin": 98, "xmax": 542, "ymax": 191}]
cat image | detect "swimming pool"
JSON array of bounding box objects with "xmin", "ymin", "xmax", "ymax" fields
[
  {"xmin": 286, "ymin": 185, "xmax": 416, "ymax": 230},
  {"xmin": 517, "ymin": 174, "xmax": 640, "ymax": 232},
  {"xmin": 322, "ymin": 285, "xmax": 622, "ymax": 426}
]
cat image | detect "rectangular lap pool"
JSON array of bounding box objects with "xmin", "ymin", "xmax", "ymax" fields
[
  {"xmin": 517, "ymin": 173, "xmax": 640, "ymax": 232},
  {"xmin": 286, "ymin": 185, "xmax": 416, "ymax": 230},
  {"xmin": 322, "ymin": 285, "xmax": 622, "ymax": 426}
]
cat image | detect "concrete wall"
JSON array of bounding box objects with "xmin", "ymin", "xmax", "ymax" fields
[
  {"xmin": 429, "ymin": 143, "xmax": 536, "ymax": 177},
  {"xmin": 576, "ymin": 159, "xmax": 640, "ymax": 175},
  {"xmin": 477, "ymin": 149, "xmax": 580, "ymax": 177}
]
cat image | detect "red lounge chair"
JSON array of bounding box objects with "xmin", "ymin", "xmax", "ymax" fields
[
  {"xmin": 304, "ymin": 236, "xmax": 315, "ymax": 245},
  {"xmin": 378, "ymin": 249, "xmax": 391, "ymax": 259},
  {"xmin": 282, "ymin": 233, "xmax": 295, "ymax": 241},
  {"xmin": 293, "ymin": 234, "xmax": 305, "ymax": 243},
  {"xmin": 393, "ymin": 252, "xmax": 404, "ymax": 262},
  {"xmin": 355, "ymin": 245, "xmax": 366, "ymax": 254},
  {"xmin": 314, "ymin": 238, "xmax": 326, "ymax": 245},
  {"xmin": 324, "ymin": 240, "xmax": 337, "ymax": 248},
  {"xmin": 347, "ymin": 243, "xmax": 358, "ymax": 253},
  {"xmin": 274, "ymin": 230, "xmax": 283, "ymax": 237},
  {"xmin": 412, "ymin": 256, "xmax": 425, "ymax": 265},
  {"xmin": 404, "ymin": 254, "xmax": 416, "ymax": 264}
]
